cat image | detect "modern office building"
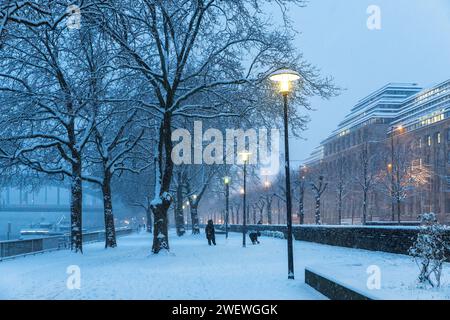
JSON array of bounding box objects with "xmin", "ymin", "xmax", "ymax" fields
[{"xmin": 302, "ymin": 79, "xmax": 450, "ymax": 224}]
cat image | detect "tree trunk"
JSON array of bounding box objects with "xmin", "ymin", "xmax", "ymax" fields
[
  {"xmin": 338, "ymin": 187, "xmax": 342, "ymax": 225},
  {"xmin": 151, "ymin": 196, "xmax": 171, "ymax": 253},
  {"xmin": 298, "ymin": 189, "xmax": 304, "ymax": 225},
  {"xmin": 362, "ymin": 190, "xmax": 368, "ymax": 225},
  {"xmin": 190, "ymin": 204, "xmax": 200, "ymax": 234},
  {"xmin": 175, "ymin": 206, "xmax": 185, "ymax": 236},
  {"xmin": 277, "ymin": 200, "xmax": 281, "ymax": 224},
  {"xmin": 267, "ymin": 198, "xmax": 272, "ymax": 224},
  {"xmin": 174, "ymin": 180, "xmax": 185, "ymax": 236},
  {"xmin": 146, "ymin": 207, "xmax": 153, "ymax": 233},
  {"xmin": 315, "ymin": 195, "xmax": 321, "ymax": 225},
  {"xmin": 102, "ymin": 174, "xmax": 117, "ymax": 249},
  {"xmin": 70, "ymin": 163, "xmax": 83, "ymax": 253},
  {"xmin": 151, "ymin": 114, "xmax": 174, "ymax": 253}
]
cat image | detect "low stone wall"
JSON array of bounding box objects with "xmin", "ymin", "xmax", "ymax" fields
[
  {"xmin": 305, "ymin": 268, "xmax": 373, "ymax": 300},
  {"xmin": 222, "ymin": 224, "xmax": 437, "ymax": 255},
  {"xmin": 0, "ymin": 227, "xmax": 133, "ymax": 260}
]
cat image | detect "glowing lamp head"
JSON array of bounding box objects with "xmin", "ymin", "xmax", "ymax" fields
[
  {"xmin": 240, "ymin": 188, "xmax": 245, "ymax": 195},
  {"xmin": 239, "ymin": 152, "xmax": 252, "ymax": 163},
  {"xmin": 269, "ymin": 68, "xmax": 301, "ymax": 94},
  {"xmin": 264, "ymin": 181, "xmax": 271, "ymax": 188},
  {"xmin": 223, "ymin": 176, "xmax": 231, "ymax": 185}
]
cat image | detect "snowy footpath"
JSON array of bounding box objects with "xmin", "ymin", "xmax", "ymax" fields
[
  {"xmin": 1, "ymin": 230, "xmax": 450, "ymax": 300},
  {"xmin": 0, "ymin": 231, "xmax": 324, "ymax": 300}
]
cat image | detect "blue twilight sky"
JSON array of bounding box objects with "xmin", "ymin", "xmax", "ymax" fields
[{"xmin": 282, "ymin": 0, "xmax": 450, "ymax": 165}]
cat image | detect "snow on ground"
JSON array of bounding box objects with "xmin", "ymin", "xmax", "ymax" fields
[
  {"xmin": 1, "ymin": 230, "xmax": 449, "ymax": 300},
  {"xmin": 0, "ymin": 231, "xmax": 325, "ymax": 300},
  {"xmin": 306, "ymin": 249, "xmax": 450, "ymax": 300}
]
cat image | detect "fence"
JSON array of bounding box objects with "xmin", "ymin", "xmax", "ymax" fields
[{"xmin": 0, "ymin": 227, "xmax": 133, "ymax": 261}]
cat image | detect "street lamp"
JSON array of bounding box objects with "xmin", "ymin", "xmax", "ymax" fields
[
  {"xmin": 239, "ymin": 152, "xmax": 251, "ymax": 248},
  {"xmin": 223, "ymin": 176, "xmax": 231, "ymax": 239},
  {"xmin": 269, "ymin": 68, "xmax": 300, "ymax": 280}
]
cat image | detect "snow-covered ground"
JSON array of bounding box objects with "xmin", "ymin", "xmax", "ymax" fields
[
  {"xmin": 1, "ymin": 230, "xmax": 449, "ymax": 300},
  {"xmin": 0, "ymin": 231, "xmax": 324, "ymax": 300}
]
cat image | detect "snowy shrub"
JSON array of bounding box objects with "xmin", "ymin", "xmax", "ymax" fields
[
  {"xmin": 261, "ymin": 230, "xmax": 285, "ymax": 239},
  {"xmin": 408, "ymin": 213, "xmax": 448, "ymax": 288}
]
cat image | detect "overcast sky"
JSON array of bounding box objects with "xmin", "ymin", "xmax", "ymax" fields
[{"xmin": 284, "ymin": 0, "xmax": 450, "ymax": 165}]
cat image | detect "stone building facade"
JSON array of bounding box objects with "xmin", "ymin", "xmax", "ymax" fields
[{"xmin": 302, "ymin": 80, "xmax": 450, "ymax": 224}]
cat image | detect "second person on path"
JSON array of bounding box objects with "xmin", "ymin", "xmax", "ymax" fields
[{"xmin": 205, "ymin": 220, "xmax": 216, "ymax": 246}]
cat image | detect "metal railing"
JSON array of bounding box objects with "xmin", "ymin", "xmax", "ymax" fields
[{"xmin": 0, "ymin": 227, "xmax": 133, "ymax": 261}]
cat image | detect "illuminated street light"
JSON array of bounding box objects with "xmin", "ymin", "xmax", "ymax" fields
[
  {"xmin": 269, "ymin": 68, "xmax": 300, "ymax": 280},
  {"xmin": 269, "ymin": 68, "xmax": 301, "ymax": 95}
]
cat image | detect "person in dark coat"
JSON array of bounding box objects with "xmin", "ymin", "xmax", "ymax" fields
[
  {"xmin": 249, "ymin": 230, "xmax": 261, "ymax": 245},
  {"xmin": 205, "ymin": 220, "xmax": 216, "ymax": 246}
]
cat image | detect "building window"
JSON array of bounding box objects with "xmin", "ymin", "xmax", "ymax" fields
[
  {"xmin": 427, "ymin": 135, "xmax": 432, "ymax": 147},
  {"xmin": 437, "ymin": 132, "xmax": 441, "ymax": 144},
  {"xmin": 418, "ymin": 138, "xmax": 422, "ymax": 148},
  {"xmin": 447, "ymin": 129, "xmax": 450, "ymax": 142}
]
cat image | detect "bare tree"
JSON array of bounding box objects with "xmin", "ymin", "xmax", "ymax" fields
[
  {"xmin": 97, "ymin": 0, "xmax": 336, "ymax": 253},
  {"xmin": 84, "ymin": 110, "xmax": 146, "ymax": 248},
  {"xmin": 334, "ymin": 155, "xmax": 350, "ymax": 225},
  {"xmin": 310, "ymin": 175, "xmax": 328, "ymax": 225},
  {"xmin": 0, "ymin": 23, "xmax": 103, "ymax": 252},
  {"xmin": 354, "ymin": 142, "xmax": 377, "ymax": 225},
  {"xmin": 377, "ymin": 143, "xmax": 431, "ymax": 223},
  {"xmin": 171, "ymin": 168, "xmax": 187, "ymax": 236},
  {"xmin": 184, "ymin": 166, "xmax": 216, "ymax": 234},
  {"xmin": 254, "ymin": 199, "xmax": 266, "ymax": 224},
  {"xmin": 293, "ymin": 167, "xmax": 307, "ymax": 224}
]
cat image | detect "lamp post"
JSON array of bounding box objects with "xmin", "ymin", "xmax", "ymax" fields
[
  {"xmin": 240, "ymin": 152, "xmax": 251, "ymax": 248},
  {"xmin": 224, "ymin": 176, "xmax": 231, "ymax": 239},
  {"xmin": 269, "ymin": 68, "xmax": 300, "ymax": 280}
]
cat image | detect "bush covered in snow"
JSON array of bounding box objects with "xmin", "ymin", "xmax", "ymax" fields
[
  {"xmin": 408, "ymin": 213, "xmax": 448, "ymax": 287},
  {"xmin": 261, "ymin": 230, "xmax": 285, "ymax": 239}
]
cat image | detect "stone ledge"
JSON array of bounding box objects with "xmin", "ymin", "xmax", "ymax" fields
[{"xmin": 305, "ymin": 268, "xmax": 375, "ymax": 300}]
